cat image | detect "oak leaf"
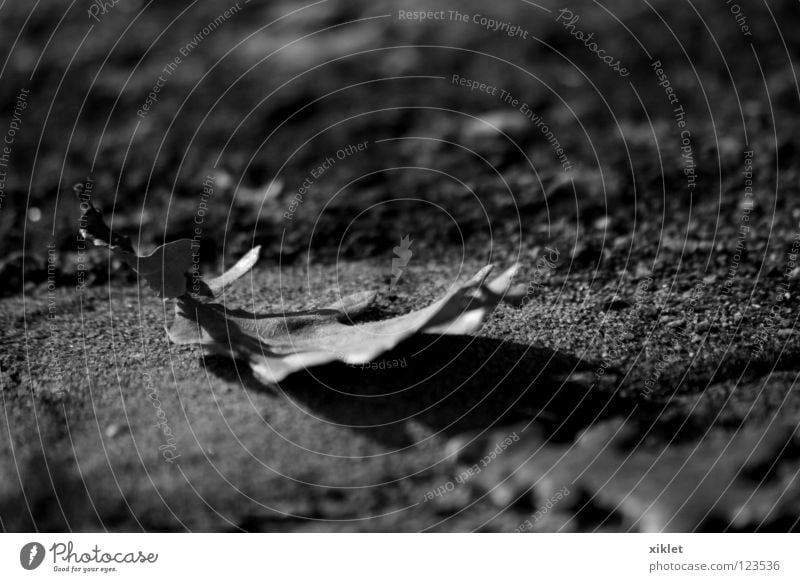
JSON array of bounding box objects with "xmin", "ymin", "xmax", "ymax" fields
[{"xmin": 79, "ymin": 199, "xmax": 525, "ymax": 382}]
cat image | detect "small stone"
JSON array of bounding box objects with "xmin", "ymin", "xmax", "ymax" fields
[
  {"xmin": 462, "ymin": 110, "xmax": 527, "ymax": 139},
  {"xmin": 104, "ymin": 423, "xmax": 128, "ymax": 439},
  {"xmin": 634, "ymin": 263, "xmax": 653, "ymax": 279},
  {"xmin": 594, "ymin": 216, "xmax": 611, "ymax": 230},
  {"xmin": 565, "ymin": 371, "xmax": 596, "ymax": 385}
]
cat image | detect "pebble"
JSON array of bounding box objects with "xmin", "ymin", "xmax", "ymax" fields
[
  {"xmin": 594, "ymin": 216, "xmax": 611, "ymax": 230},
  {"xmin": 634, "ymin": 263, "xmax": 653, "ymax": 279},
  {"xmin": 462, "ymin": 110, "xmax": 527, "ymax": 139},
  {"xmin": 104, "ymin": 423, "xmax": 128, "ymax": 438},
  {"xmin": 566, "ymin": 371, "xmax": 596, "ymax": 385}
]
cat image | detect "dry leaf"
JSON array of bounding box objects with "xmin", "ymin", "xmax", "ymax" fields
[
  {"xmin": 168, "ymin": 256, "xmax": 523, "ymax": 383},
  {"xmin": 449, "ymin": 419, "xmax": 800, "ymax": 532},
  {"xmin": 80, "ymin": 201, "xmax": 193, "ymax": 298},
  {"xmin": 79, "ymin": 199, "xmax": 525, "ymax": 382}
]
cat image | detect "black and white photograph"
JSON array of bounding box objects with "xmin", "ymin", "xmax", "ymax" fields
[{"xmin": 0, "ymin": 0, "xmax": 798, "ymax": 578}]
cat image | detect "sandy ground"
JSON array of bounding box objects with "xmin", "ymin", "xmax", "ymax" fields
[{"xmin": 3, "ymin": 246, "xmax": 799, "ymax": 531}]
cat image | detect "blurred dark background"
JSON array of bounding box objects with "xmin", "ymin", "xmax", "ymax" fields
[{"xmin": 2, "ymin": 0, "xmax": 799, "ymax": 294}]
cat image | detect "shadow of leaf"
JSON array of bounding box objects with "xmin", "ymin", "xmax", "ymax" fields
[{"xmin": 204, "ymin": 334, "xmax": 633, "ymax": 448}]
